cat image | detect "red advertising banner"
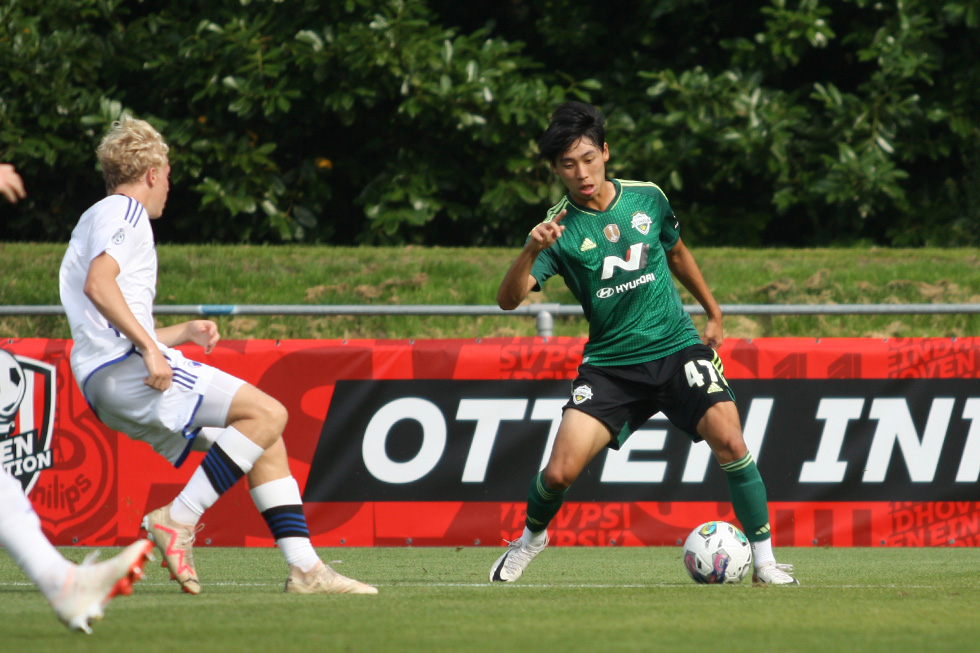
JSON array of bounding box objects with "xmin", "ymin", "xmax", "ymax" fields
[{"xmin": 1, "ymin": 337, "xmax": 978, "ymax": 548}]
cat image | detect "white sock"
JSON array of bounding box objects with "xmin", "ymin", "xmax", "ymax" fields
[
  {"xmin": 174, "ymin": 426, "xmax": 264, "ymax": 524},
  {"xmin": 0, "ymin": 472, "xmax": 71, "ymax": 599},
  {"xmin": 277, "ymin": 537, "xmax": 320, "ymax": 573},
  {"xmin": 169, "ymin": 495, "xmax": 202, "ymax": 526},
  {"xmin": 751, "ymin": 538, "xmax": 776, "ymax": 567},
  {"xmin": 250, "ymin": 477, "xmax": 319, "ymax": 572},
  {"xmin": 524, "ymin": 526, "xmax": 547, "ymax": 548}
]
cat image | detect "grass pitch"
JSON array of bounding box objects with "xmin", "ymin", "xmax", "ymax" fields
[{"xmin": 1, "ymin": 546, "xmax": 978, "ymax": 652}]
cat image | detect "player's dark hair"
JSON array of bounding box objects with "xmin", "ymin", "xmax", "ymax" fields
[{"xmin": 537, "ymin": 102, "xmax": 606, "ymax": 163}]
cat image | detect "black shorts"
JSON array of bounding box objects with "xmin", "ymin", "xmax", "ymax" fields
[{"xmin": 564, "ymin": 343, "xmax": 736, "ymax": 448}]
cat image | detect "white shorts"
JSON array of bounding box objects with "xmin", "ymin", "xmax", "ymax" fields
[{"xmin": 82, "ymin": 346, "xmax": 245, "ymax": 466}]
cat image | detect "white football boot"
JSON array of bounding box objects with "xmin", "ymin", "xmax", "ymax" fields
[
  {"xmin": 752, "ymin": 561, "xmax": 799, "ymax": 585},
  {"xmin": 285, "ymin": 561, "xmax": 378, "ymax": 595},
  {"xmin": 489, "ymin": 535, "xmax": 549, "ymax": 583},
  {"xmin": 49, "ymin": 540, "xmax": 154, "ymax": 634}
]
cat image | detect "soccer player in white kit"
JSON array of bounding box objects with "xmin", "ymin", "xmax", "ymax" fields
[
  {"xmin": 1, "ymin": 162, "xmax": 154, "ymax": 634},
  {"xmin": 58, "ymin": 119, "xmax": 376, "ymax": 595}
]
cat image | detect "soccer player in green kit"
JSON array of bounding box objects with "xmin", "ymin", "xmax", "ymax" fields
[{"xmin": 489, "ymin": 101, "xmax": 798, "ymax": 585}]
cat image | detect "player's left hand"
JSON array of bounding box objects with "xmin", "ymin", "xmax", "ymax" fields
[
  {"xmin": 703, "ymin": 318, "xmax": 723, "ymax": 350},
  {"xmin": 186, "ymin": 320, "xmax": 220, "ymax": 354},
  {"xmin": 0, "ymin": 163, "xmax": 27, "ymax": 204}
]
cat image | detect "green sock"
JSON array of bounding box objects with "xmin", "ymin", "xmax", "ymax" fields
[
  {"xmin": 525, "ymin": 471, "xmax": 567, "ymax": 533},
  {"xmin": 721, "ymin": 453, "xmax": 772, "ymax": 543}
]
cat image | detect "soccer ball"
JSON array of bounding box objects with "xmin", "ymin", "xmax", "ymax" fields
[
  {"xmin": 0, "ymin": 350, "xmax": 27, "ymax": 425},
  {"xmin": 682, "ymin": 521, "xmax": 753, "ymax": 584}
]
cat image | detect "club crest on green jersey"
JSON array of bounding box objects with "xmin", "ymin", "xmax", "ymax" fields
[
  {"xmin": 571, "ymin": 384, "xmax": 593, "ymax": 405},
  {"xmin": 631, "ymin": 212, "xmax": 652, "ymax": 235}
]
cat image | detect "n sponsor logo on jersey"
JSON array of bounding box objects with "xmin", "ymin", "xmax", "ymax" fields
[
  {"xmin": 112, "ymin": 228, "xmax": 125, "ymax": 245},
  {"xmin": 0, "ymin": 350, "xmax": 56, "ymax": 493},
  {"xmin": 600, "ymin": 242, "xmax": 649, "ymax": 280},
  {"xmin": 631, "ymin": 212, "xmax": 652, "ymax": 235},
  {"xmin": 572, "ymin": 384, "xmax": 593, "ymax": 405},
  {"xmin": 603, "ymin": 224, "xmax": 621, "ymax": 243},
  {"xmin": 580, "ymin": 238, "xmax": 597, "ymax": 252}
]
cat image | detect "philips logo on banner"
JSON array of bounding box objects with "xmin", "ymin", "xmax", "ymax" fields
[
  {"xmin": 303, "ymin": 379, "xmax": 980, "ymax": 503},
  {"xmin": 0, "ymin": 349, "xmax": 56, "ymax": 493}
]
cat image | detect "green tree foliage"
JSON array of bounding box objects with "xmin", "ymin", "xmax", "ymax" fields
[
  {"xmin": 0, "ymin": 0, "xmax": 580, "ymax": 244},
  {"xmin": 1, "ymin": 0, "xmax": 978, "ymax": 246},
  {"xmin": 466, "ymin": 0, "xmax": 980, "ymax": 246}
]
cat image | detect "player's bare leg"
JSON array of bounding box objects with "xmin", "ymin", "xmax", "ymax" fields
[{"xmin": 491, "ymin": 409, "xmax": 610, "ymax": 583}]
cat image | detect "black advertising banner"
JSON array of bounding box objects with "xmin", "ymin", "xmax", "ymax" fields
[{"xmin": 306, "ymin": 378, "xmax": 980, "ymax": 503}]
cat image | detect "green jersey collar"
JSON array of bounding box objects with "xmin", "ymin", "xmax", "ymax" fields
[{"xmin": 565, "ymin": 179, "xmax": 621, "ymax": 215}]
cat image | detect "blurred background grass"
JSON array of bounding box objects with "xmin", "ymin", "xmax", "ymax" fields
[{"xmin": 2, "ymin": 243, "xmax": 978, "ymax": 340}]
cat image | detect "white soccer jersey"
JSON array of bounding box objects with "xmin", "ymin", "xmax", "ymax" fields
[{"xmin": 59, "ymin": 194, "xmax": 160, "ymax": 385}]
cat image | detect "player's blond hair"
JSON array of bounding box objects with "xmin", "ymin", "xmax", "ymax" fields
[{"xmin": 96, "ymin": 118, "xmax": 170, "ymax": 192}]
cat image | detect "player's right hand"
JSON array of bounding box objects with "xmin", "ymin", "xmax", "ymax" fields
[
  {"xmin": 703, "ymin": 318, "xmax": 724, "ymax": 350},
  {"xmin": 527, "ymin": 209, "xmax": 566, "ymax": 252},
  {"xmin": 141, "ymin": 347, "xmax": 173, "ymax": 391}
]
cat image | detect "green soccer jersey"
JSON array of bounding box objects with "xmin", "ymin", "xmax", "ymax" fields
[{"xmin": 530, "ymin": 178, "xmax": 701, "ymax": 366}]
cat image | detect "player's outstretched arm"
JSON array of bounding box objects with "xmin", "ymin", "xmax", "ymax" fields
[
  {"xmin": 497, "ymin": 210, "xmax": 566, "ymax": 310},
  {"xmin": 156, "ymin": 320, "xmax": 220, "ymax": 353},
  {"xmin": 666, "ymin": 238, "xmax": 724, "ymax": 349}
]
